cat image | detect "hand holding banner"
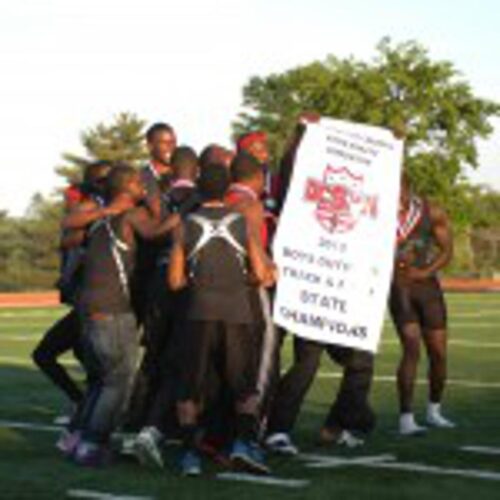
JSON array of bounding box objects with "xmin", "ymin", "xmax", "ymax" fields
[{"xmin": 273, "ymin": 118, "xmax": 404, "ymax": 353}]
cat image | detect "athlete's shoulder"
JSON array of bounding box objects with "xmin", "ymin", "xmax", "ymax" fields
[
  {"xmin": 125, "ymin": 205, "xmax": 151, "ymax": 223},
  {"xmin": 71, "ymin": 198, "xmax": 100, "ymax": 213},
  {"xmin": 426, "ymin": 200, "xmax": 449, "ymax": 224}
]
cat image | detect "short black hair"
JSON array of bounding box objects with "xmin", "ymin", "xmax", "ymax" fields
[
  {"xmin": 198, "ymin": 163, "xmax": 229, "ymax": 201},
  {"xmin": 199, "ymin": 144, "xmax": 226, "ymax": 169},
  {"xmin": 171, "ymin": 146, "xmax": 199, "ymax": 180},
  {"xmin": 107, "ymin": 163, "xmax": 137, "ymax": 197},
  {"xmin": 83, "ymin": 160, "xmax": 113, "ymax": 183},
  {"xmin": 145, "ymin": 122, "xmax": 175, "ymax": 143},
  {"xmin": 230, "ymin": 151, "xmax": 262, "ymax": 183}
]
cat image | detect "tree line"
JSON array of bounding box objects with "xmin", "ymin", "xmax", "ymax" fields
[{"xmin": 1, "ymin": 39, "xmax": 499, "ymax": 291}]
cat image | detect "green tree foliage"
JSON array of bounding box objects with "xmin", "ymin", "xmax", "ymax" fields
[
  {"xmin": 56, "ymin": 112, "xmax": 148, "ymax": 185},
  {"xmin": 0, "ymin": 195, "xmax": 62, "ymax": 291},
  {"xmin": 468, "ymin": 186, "xmax": 500, "ymax": 228},
  {"xmin": 469, "ymin": 187, "xmax": 500, "ymax": 275},
  {"xmin": 0, "ymin": 113, "xmax": 151, "ymax": 291},
  {"xmin": 233, "ymin": 38, "xmax": 500, "ymax": 226}
]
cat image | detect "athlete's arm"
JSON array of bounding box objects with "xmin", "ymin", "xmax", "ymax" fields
[
  {"xmin": 60, "ymin": 228, "xmax": 86, "ymax": 250},
  {"xmin": 141, "ymin": 172, "xmax": 163, "ymax": 220},
  {"xmin": 168, "ymin": 224, "xmax": 187, "ymax": 290},
  {"xmin": 245, "ymin": 201, "xmax": 276, "ymax": 273},
  {"xmin": 247, "ymin": 225, "xmax": 277, "ymax": 287},
  {"xmin": 407, "ymin": 203, "xmax": 453, "ymax": 281},
  {"xmin": 61, "ymin": 199, "xmax": 129, "ymax": 230},
  {"xmin": 277, "ymin": 112, "xmax": 320, "ymax": 212},
  {"xmin": 144, "ymin": 191, "xmax": 162, "ymax": 220},
  {"xmin": 127, "ymin": 206, "xmax": 180, "ymax": 240}
]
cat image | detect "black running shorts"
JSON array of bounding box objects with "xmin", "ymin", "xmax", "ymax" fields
[
  {"xmin": 389, "ymin": 276, "xmax": 447, "ymax": 332},
  {"xmin": 177, "ymin": 320, "xmax": 259, "ymax": 403}
]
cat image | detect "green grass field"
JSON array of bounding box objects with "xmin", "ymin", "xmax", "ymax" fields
[{"xmin": 0, "ymin": 293, "xmax": 499, "ymax": 499}]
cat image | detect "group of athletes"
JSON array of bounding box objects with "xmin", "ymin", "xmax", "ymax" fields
[{"xmin": 31, "ymin": 114, "xmax": 456, "ymax": 476}]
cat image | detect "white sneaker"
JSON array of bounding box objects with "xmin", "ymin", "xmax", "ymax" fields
[
  {"xmin": 399, "ymin": 413, "xmax": 427, "ymax": 436},
  {"xmin": 56, "ymin": 429, "xmax": 81, "ymax": 456},
  {"xmin": 120, "ymin": 434, "xmax": 138, "ymax": 457},
  {"xmin": 134, "ymin": 426, "xmax": 164, "ymax": 468},
  {"xmin": 336, "ymin": 430, "xmax": 365, "ymax": 448},
  {"xmin": 426, "ymin": 404, "xmax": 456, "ymax": 428},
  {"xmin": 265, "ymin": 433, "xmax": 299, "ymax": 456},
  {"xmin": 53, "ymin": 403, "xmax": 76, "ymax": 426}
]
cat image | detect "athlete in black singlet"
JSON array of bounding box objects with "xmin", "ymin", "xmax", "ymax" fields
[
  {"xmin": 390, "ymin": 173, "xmax": 455, "ymax": 435},
  {"xmin": 67, "ymin": 165, "xmax": 179, "ymax": 466},
  {"xmin": 32, "ymin": 161, "xmax": 112, "ymax": 433},
  {"xmin": 132, "ymin": 146, "xmax": 202, "ymax": 468},
  {"xmin": 169, "ymin": 163, "xmax": 275, "ymax": 476},
  {"xmin": 122, "ymin": 123, "xmax": 177, "ymax": 434}
]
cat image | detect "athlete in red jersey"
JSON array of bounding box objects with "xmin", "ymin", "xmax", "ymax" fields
[
  {"xmin": 225, "ymin": 155, "xmax": 269, "ymax": 251},
  {"xmin": 236, "ymin": 131, "xmax": 280, "ymax": 238}
]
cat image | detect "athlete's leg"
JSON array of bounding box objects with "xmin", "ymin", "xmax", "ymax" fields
[
  {"xmin": 32, "ymin": 308, "xmax": 83, "ymax": 404},
  {"xmin": 176, "ymin": 321, "xmax": 216, "ymax": 475},
  {"xmin": 389, "ymin": 281, "xmax": 427, "ymax": 434},
  {"xmin": 80, "ymin": 313, "xmax": 140, "ymax": 445},
  {"xmin": 423, "ymin": 328, "xmax": 447, "ymax": 404},
  {"xmin": 124, "ymin": 267, "xmax": 172, "ymax": 431},
  {"xmin": 225, "ymin": 323, "xmax": 269, "ymax": 474},
  {"xmin": 321, "ymin": 346, "xmax": 375, "ymax": 441},
  {"xmin": 415, "ymin": 277, "xmax": 454, "ymax": 427},
  {"xmin": 266, "ymin": 337, "xmax": 323, "ymax": 436},
  {"xmin": 396, "ymin": 322, "xmax": 422, "ymax": 413},
  {"xmin": 254, "ymin": 287, "xmax": 283, "ymax": 422}
]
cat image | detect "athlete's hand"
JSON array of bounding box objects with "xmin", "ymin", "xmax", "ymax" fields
[
  {"xmin": 263, "ymin": 264, "xmax": 279, "ymax": 287},
  {"xmin": 298, "ymin": 111, "xmax": 321, "ymax": 125},
  {"xmin": 171, "ymin": 220, "xmax": 184, "ymax": 243},
  {"xmin": 104, "ymin": 201, "xmax": 130, "ymax": 217},
  {"xmin": 167, "ymin": 213, "xmax": 181, "ymax": 230},
  {"xmin": 403, "ymin": 266, "xmax": 431, "ymax": 282}
]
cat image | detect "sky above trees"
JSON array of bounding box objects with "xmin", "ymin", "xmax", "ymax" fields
[{"xmin": 1, "ymin": 0, "xmax": 499, "ymax": 215}]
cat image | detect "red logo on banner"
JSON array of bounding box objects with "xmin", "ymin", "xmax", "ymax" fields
[{"xmin": 304, "ymin": 166, "xmax": 378, "ymax": 233}]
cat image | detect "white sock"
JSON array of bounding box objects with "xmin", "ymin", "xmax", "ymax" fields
[
  {"xmin": 428, "ymin": 402, "xmax": 441, "ymax": 416},
  {"xmin": 400, "ymin": 412, "xmax": 416, "ymax": 428}
]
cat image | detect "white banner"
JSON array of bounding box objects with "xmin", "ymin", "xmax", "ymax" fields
[{"xmin": 273, "ymin": 118, "xmax": 403, "ymax": 353}]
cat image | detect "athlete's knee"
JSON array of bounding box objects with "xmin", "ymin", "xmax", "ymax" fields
[
  {"xmin": 428, "ymin": 346, "xmax": 447, "ymax": 369},
  {"xmin": 294, "ymin": 340, "xmax": 322, "ymax": 373},
  {"xmin": 400, "ymin": 325, "xmax": 421, "ymax": 361},
  {"xmin": 347, "ymin": 350, "xmax": 374, "ymax": 373},
  {"xmin": 426, "ymin": 329, "xmax": 447, "ymax": 366},
  {"xmin": 32, "ymin": 345, "xmax": 53, "ymax": 368},
  {"xmin": 177, "ymin": 400, "xmax": 198, "ymax": 424}
]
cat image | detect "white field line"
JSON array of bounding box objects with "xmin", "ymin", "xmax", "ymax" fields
[
  {"xmin": 1, "ymin": 356, "xmax": 499, "ymax": 389},
  {"xmin": 368, "ymin": 461, "xmax": 500, "ymax": 481},
  {"xmin": 299, "ymin": 453, "xmax": 395, "ymax": 469},
  {"xmin": 384, "ymin": 323, "xmax": 499, "ymax": 329},
  {"xmin": 317, "ymin": 372, "xmax": 500, "ymax": 389},
  {"xmin": 67, "ymin": 489, "xmax": 153, "ymax": 500},
  {"xmin": 447, "ymin": 323, "xmax": 500, "ymax": 328},
  {"xmin": 0, "ymin": 356, "xmax": 78, "ymax": 367},
  {"xmin": 381, "ymin": 339, "xmax": 500, "ymax": 349},
  {"xmin": 461, "ymin": 446, "xmax": 500, "ymax": 456},
  {"xmin": 3, "ymin": 421, "xmax": 500, "ymax": 485},
  {"xmin": 452, "ymin": 311, "xmax": 500, "ymax": 318},
  {"xmin": 299, "ymin": 454, "xmax": 500, "ymax": 481},
  {"xmin": 10, "ymin": 335, "xmax": 500, "ymax": 348},
  {"xmin": 0, "ymin": 420, "xmax": 60, "ymax": 433},
  {"xmin": 0, "ymin": 420, "xmax": 136, "ymax": 444},
  {"xmin": 0, "ymin": 312, "xmax": 64, "ymax": 318},
  {"xmin": 217, "ymin": 473, "xmax": 309, "ymax": 488}
]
